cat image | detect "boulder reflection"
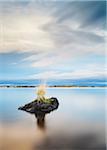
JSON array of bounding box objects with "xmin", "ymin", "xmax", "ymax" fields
[{"xmin": 35, "ymin": 113, "xmax": 46, "ymax": 130}]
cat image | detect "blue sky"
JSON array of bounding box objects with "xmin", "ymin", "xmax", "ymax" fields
[{"xmin": 0, "ymin": 1, "xmax": 106, "ymax": 80}]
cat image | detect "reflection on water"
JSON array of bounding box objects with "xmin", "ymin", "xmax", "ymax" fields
[
  {"xmin": 0, "ymin": 88, "xmax": 106, "ymax": 150},
  {"xmin": 36, "ymin": 115, "xmax": 46, "ymax": 130}
]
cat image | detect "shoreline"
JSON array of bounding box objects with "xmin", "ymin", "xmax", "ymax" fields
[{"xmin": 0, "ymin": 85, "xmax": 106, "ymax": 88}]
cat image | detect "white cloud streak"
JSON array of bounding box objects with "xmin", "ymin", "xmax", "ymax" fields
[
  {"xmin": 29, "ymin": 63, "xmax": 106, "ymax": 79},
  {"xmin": 0, "ymin": 1, "xmax": 106, "ymax": 79},
  {"xmin": 0, "ymin": 1, "xmax": 105, "ymax": 54}
]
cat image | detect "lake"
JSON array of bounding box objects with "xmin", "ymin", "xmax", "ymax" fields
[{"xmin": 0, "ymin": 88, "xmax": 106, "ymax": 150}]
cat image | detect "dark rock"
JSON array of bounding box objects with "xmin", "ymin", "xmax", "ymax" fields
[{"xmin": 18, "ymin": 97, "xmax": 59, "ymax": 116}]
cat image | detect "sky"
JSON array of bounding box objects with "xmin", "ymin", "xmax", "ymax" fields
[{"xmin": 0, "ymin": 0, "xmax": 106, "ymax": 80}]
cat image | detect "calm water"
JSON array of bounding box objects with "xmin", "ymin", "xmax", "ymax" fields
[{"xmin": 0, "ymin": 88, "xmax": 106, "ymax": 150}]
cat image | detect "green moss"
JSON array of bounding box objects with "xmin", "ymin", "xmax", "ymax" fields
[{"xmin": 37, "ymin": 97, "xmax": 52, "ymax": 104}]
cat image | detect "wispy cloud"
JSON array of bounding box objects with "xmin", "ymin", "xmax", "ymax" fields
[
  {"xmin": 0, "ymin": 1, "xmax": 106, "ymax": 79},
  {"xmin": 0, "ymin": 1, "xmax": 105, "ymax": 53},
  {"xmin": 29, "ymin": 63, "xmax": 106, "ymax": 80}
]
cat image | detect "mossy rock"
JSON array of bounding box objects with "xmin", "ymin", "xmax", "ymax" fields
[{"xmin": 18, "ymin": 97, "xmax": 59, "ymax": 116}]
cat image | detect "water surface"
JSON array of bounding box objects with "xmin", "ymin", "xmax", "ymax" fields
[{"xmin": 0, "ymin": 88, "xmax": 106, "ymax": 150}]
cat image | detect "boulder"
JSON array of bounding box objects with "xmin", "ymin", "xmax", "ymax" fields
[{"xmin": 18, "ymin": 97, "xmax": 59, "ymax": 117}]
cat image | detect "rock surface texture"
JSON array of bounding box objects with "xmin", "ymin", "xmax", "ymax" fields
[{"xmin": 18, "ymin": 97, "xmax": 59, "ymax": 117}]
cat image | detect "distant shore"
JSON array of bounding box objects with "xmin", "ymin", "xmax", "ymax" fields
[{"xmin": 0, "ymin": 85, "xmax": 106, "ymax": 88}]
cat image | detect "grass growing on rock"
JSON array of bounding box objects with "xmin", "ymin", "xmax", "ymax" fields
[{"xmin": 37, "ymin": 97, "xmax": 53, "ymax": 104}]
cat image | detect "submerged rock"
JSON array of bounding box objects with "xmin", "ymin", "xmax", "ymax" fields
[{"xmin": 18, "ymin": 97, "xmax": 59, "ymax": 117}]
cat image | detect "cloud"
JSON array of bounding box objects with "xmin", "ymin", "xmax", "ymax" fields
[
  {"xmin": 0, "ymin": 1, "xmax": 105, "ymax": 54},
  {"xmin": 30, "ymin": 49, "xmax": 73, "ymax": 68},
  {"xmin": 29, "ymin": 70, "xmax": 104, "ymax": 80},
  {"xmin": 0, "ymin": 1, "xmax": 106, "ymax": 80},
  {"xmin": 52, "ymin": 1, "xmax": 106, "ymax": 29},
  {"xmin": 29, "ymin": 63, "xmax": 106, "ymax": 79},
  {"xmin": 0, "ymin": 2, "xmax": 55, "ymax": 53}
]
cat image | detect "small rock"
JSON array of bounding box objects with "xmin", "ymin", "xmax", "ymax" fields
[{"xmin": 18, "ymin": 97, "xmax": 59, "ymax": 116}]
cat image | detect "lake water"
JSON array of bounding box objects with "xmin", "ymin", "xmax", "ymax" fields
[{"xmin": 0, "ymin": 88, "xmax": 106, "ymax": 150}]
